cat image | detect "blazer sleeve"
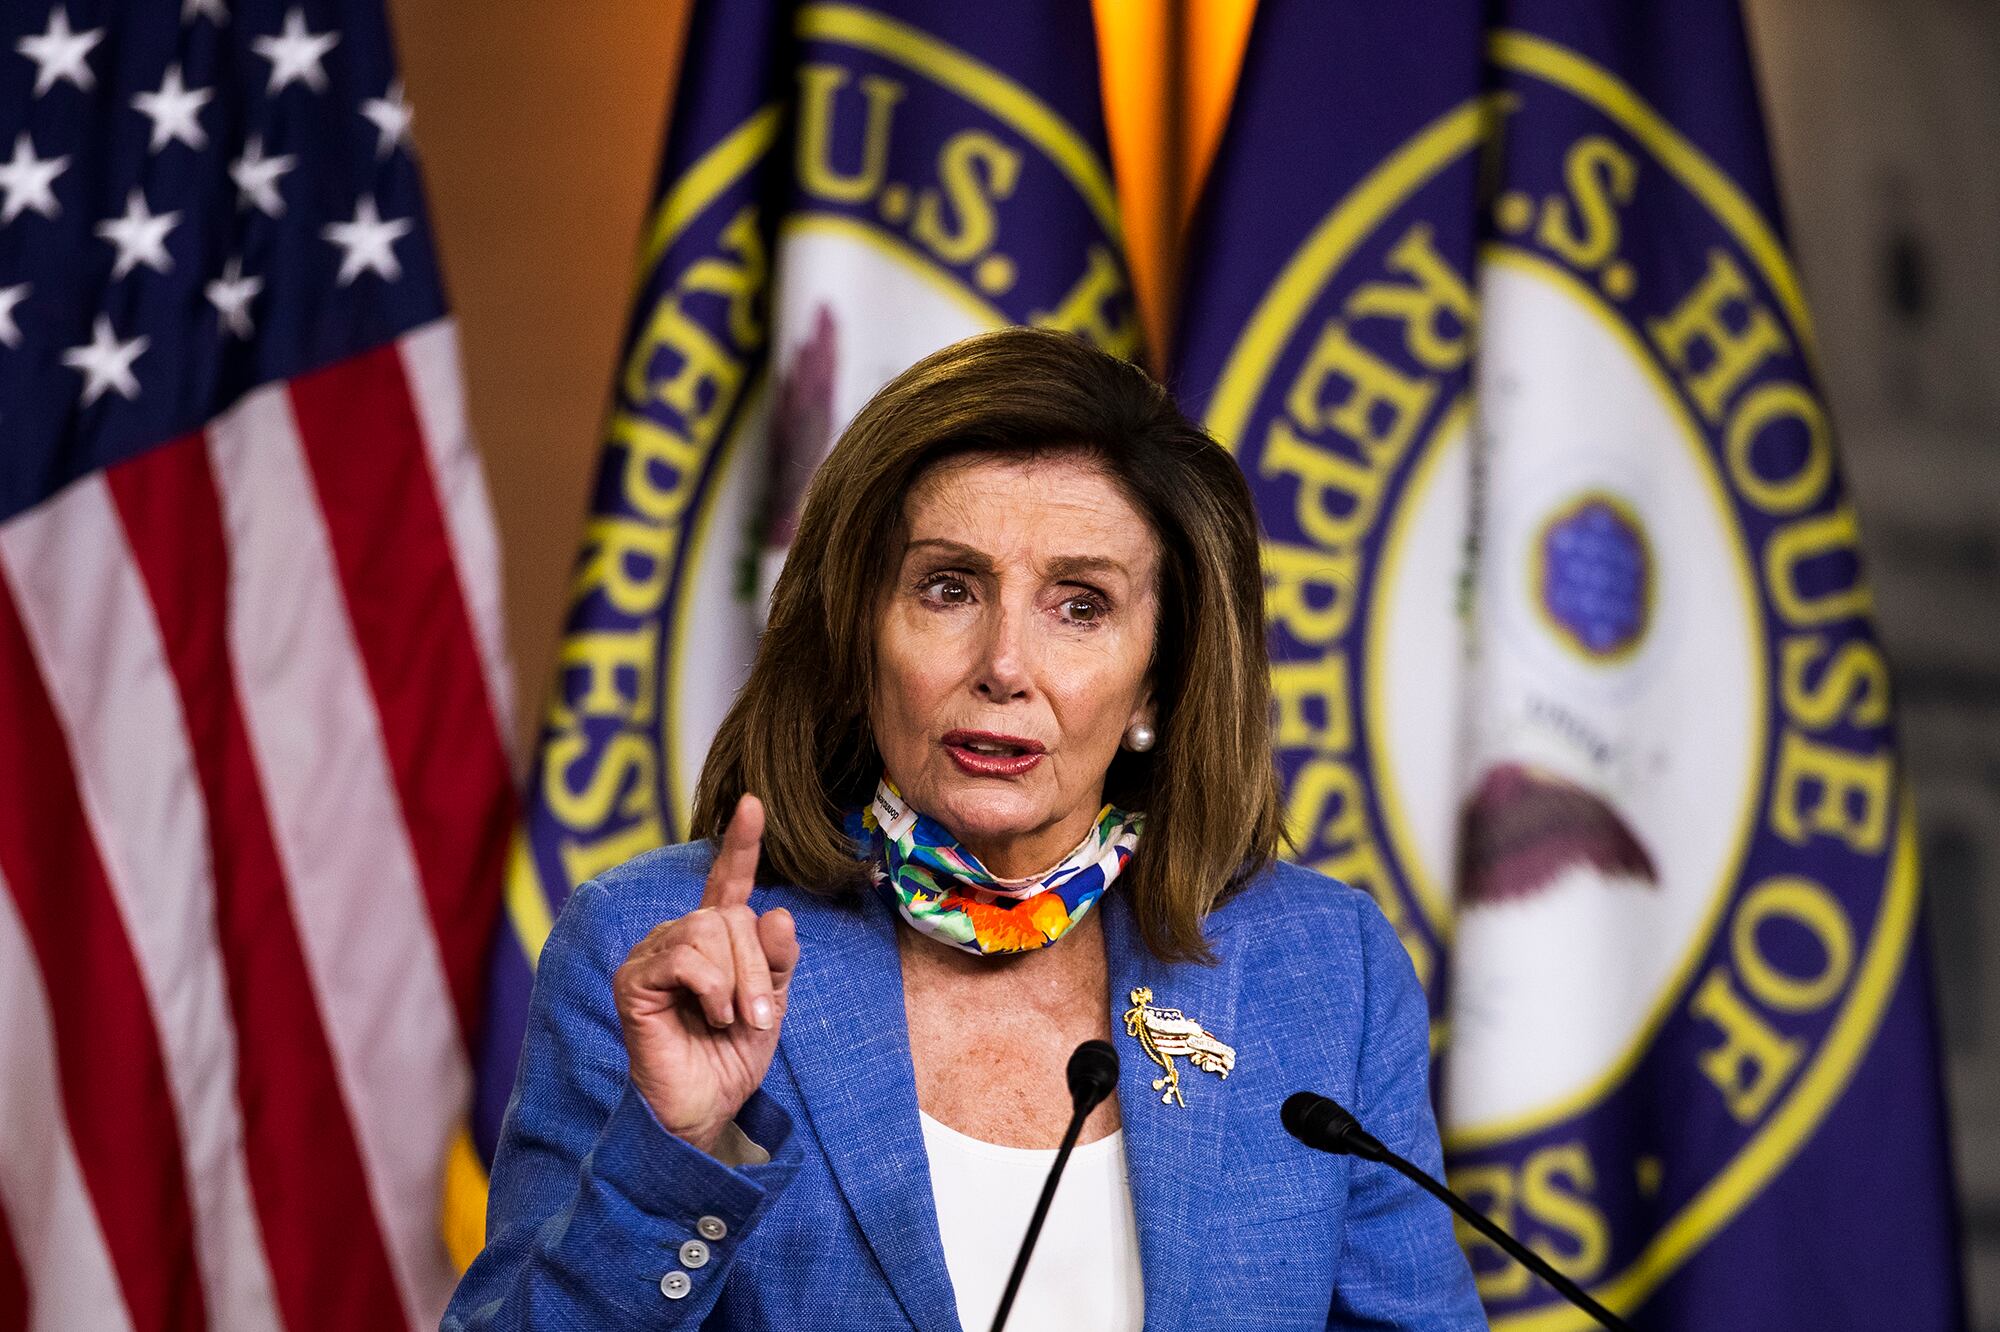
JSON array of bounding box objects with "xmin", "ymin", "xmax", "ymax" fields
[
  {"xmin": 443, "ymin": 876, "xmax": 805, "ymax": 1330},
  {"xmin": 1328, "ymin": 900, "xmax": 1486, "ymax": 1330}
]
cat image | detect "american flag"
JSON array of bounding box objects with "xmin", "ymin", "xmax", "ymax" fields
[{"xmin": 0, "ymin": 2, "xmax": 515, "ymax": 1329}]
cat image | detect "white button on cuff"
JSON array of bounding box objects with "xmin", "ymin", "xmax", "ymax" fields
[
  {"xmin": 696, "ymin": 1215, "xmax": 727, "ymax": 1241},
  {"xmin": 679, "ymin": 1238, "xmax": 711, "ymax": 1269},
  {"xmin": 660, "ymin": 1271, "xmax": 692, "ymax": 1300}
]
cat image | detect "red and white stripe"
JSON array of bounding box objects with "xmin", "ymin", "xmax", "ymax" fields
[
  {"xmin": 398, "ymin": 321, "xmax": 517, "ymax": 767},
  {"xmin": 0, "ymin": 867, "xmax": 138, "ymax": 1332},
  {"xmin": 0, "ymin": 319, "xmax": 514, "ymax": 1331}
]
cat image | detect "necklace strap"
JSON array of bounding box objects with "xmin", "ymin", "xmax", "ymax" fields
[{"xmin": 853, "ymin": 777, "xmax": 1142, "ymax": 956}]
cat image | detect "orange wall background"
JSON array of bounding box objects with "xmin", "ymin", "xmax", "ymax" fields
[
  {"xmin": 387, "ymin": 0, "xmax": 1253, "ymax": 755},
  {"xmin": 385, "ymin": 0, "xmax": 691, "ymax": 754}
]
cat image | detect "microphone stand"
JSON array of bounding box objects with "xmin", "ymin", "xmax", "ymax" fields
[
  {"xmin": 1283, "ymin": 1092, "xmax": 1634, "ymax": 1332},
  {"xmin": 990, "ymin": 1040, "xmax": 1120, "ymax": 1332}
]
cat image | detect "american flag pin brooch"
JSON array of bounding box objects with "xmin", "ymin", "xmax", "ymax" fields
[{"xmin": 1122, "ymin": 987, "xmax": 1236, "ymax": 1107}]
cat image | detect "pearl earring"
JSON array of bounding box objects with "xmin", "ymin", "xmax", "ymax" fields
[{"xmin": 1123, "ymin": 721, "xmax": 1156, "ymax": 753}]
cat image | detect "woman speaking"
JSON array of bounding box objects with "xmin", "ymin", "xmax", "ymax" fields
[{"xmin": 445, "ymin": 330, "xmax": 1482, "ymax": 1329}]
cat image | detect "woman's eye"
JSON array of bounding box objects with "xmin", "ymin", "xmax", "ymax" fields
[
  {"xmin": 1062, "ymin": 596, "xmax": 1104, "ymax": 623},
  {"xmin": 918, "ymin": 574, "xmax": 971, "ymax": 604}
]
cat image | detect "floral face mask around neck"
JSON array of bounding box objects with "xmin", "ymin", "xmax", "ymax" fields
[{"xmin": 847, "ymin": 777, "xmax": 1143, "ymax": 956}]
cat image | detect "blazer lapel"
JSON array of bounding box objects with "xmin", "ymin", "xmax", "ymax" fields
[
  {"xmin": 1105, "ymin": 894, "xmax": 1245, "ymax": 1332},
  {"xmin": 770, "ymin": 885, "xmax": 959, "ymax": 1332}
]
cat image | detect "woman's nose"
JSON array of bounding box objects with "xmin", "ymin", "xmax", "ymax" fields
[{"xmin": 971, "ymin": 603, "xmax": 1033, "ymax": 701}]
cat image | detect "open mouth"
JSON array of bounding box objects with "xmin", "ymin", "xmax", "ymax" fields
[{"xmin": 941, "ymin": 729, "xmax": 1045, "ymax": 776}]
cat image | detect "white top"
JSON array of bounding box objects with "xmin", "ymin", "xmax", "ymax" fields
[{"xmin": 919, "ymin": 1111, "xmax": 1145, "ymax": 1332}]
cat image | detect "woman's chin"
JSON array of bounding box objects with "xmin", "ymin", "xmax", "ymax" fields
[{"xmin": 926, "ymin": 791, "xmax": 1052, "ymax": 855}]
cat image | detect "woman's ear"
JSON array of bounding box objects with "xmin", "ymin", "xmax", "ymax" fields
[{"xmin": 1129, "ymin": 688, "xmax": 1157, "ymax": 733}]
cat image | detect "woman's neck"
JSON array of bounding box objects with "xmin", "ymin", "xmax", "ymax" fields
[{"xmin": 898, "ymin": 908, "xmax": 1122, "ymax": 1147}]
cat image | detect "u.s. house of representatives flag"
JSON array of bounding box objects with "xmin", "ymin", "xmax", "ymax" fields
[
  {"xmin": 1177, "ymin": 0, "xmax": 1962, "ymax": 1325},
  {"xmin": 452, "ymin": 0, "xmax": 1138, "ymax": 1249},
  {"xmin": 0, "ymin": 2, "xmax": 515, "ymax": 1328}
]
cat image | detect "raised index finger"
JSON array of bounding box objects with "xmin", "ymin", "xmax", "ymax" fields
[{"xmin": 701, "ymin": 793, "xmax": 765, "ymax": 909}]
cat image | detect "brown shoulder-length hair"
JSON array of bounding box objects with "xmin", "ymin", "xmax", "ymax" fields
[{"xmin": 691, "ymin": 327, "xmax": 1282, "ymax": 961}]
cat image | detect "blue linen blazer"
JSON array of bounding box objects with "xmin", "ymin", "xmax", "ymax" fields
[{"xmin": 444, "ymin": 840, "xmax": 1485, "ymax": 1330}]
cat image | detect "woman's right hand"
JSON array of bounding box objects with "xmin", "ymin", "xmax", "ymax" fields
[{"xmin": 614, "ymin": 794, "xmax": 799, "ymax": 1157}]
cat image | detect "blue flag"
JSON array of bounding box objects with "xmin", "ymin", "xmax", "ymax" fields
[
  {"xmin": 448, "ymin": 0, "xmax": 1136, "ymax": 1253},
  {"xmin": 1174, "ymin": 0, "xmax": 1964, "ymax": 1325}
]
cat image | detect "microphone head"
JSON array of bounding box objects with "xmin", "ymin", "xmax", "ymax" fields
[
  {"xmin": 1282, "ymin": 1091, "xmax": 1384, "ymax": 1159},
  {"xmin": 1281, "ymin": 1091, "xmax": 1340, "ymax": 1144},
  {"xmin": 1067, "ymin": 1039, "xmax": 1120, "ymax": 1111}
]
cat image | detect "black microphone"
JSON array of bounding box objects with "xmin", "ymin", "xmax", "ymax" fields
[
  {"xmin": 989, "ymin": 1040, "xmax": 1120, "ymax": 1332},
  {"xmin": 1282, "ymin": 1092, "xmax": 1635, "ymax": 1332}
]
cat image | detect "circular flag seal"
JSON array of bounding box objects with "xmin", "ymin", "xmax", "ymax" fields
[{"xmin": 1205, "ymin": 31, "xmax": 1916, "ymax": 1327}]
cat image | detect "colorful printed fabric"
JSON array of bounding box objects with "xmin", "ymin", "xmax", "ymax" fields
[{"xmin": 849, "ymin": 778, "xmax": 1143, "ymax": 956}]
